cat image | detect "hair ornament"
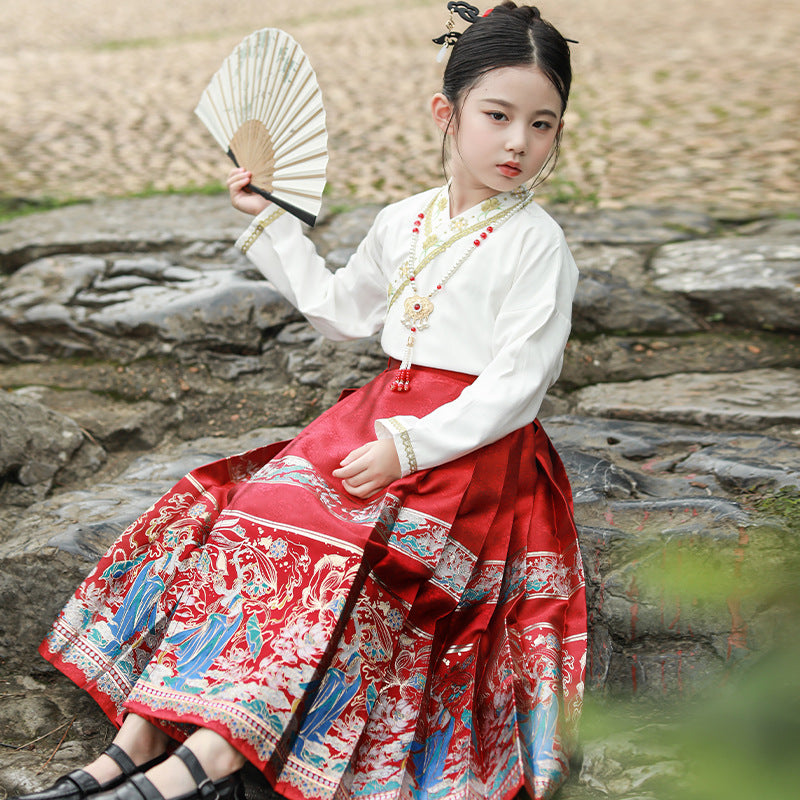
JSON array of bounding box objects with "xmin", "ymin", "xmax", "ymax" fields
[
  {"xmin": 432, "ymin": 2, "xmax": 481, "ymax": 62},
  {"xmin": 446, "ymin": 1, "xmax": 482, "ymax": 23}
]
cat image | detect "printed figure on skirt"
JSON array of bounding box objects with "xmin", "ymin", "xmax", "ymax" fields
[{"xmin": 14, "ymin": 4, "xmax": 586, "ymax": 800}]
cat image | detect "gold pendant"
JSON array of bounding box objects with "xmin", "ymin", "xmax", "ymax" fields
[{"xmin": 402, "ymin": 294, "xmax": 434, "ymax": 330}]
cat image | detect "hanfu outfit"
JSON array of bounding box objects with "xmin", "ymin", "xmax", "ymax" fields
[{"xmin": 40, "ymin": 186, "xmax": 587, "ymax": 800}]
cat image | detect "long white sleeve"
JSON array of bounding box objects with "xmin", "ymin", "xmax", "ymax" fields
[{"xmin": 235, "ymin": 206, "xmax": 390, "ymax": 340}]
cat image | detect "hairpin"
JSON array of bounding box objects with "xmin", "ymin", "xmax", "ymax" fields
[
  {"xmin": 432, "ymin": 2, "xmax": 579, "ymax": 61},
  {"xmin": 432, "ymin": 2, "xmax": 481, "ymax": 62}
]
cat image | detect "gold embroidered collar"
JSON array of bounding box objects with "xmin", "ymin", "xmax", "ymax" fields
[{"xmin": 387, "ymin": 185, "xmax": 532, "ymax": 309}]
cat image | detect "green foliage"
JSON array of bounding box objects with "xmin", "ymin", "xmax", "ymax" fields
[
  {"xmin": 0, "ymin": 183, "xmax": 228, "ymax": 223},
  {"xmin": 0, "ymin": 195, "xmax": 88, "ymax": 222},
  {"xmin": 676, "ymin": 644, "xmax": 800, "ymax": 800},
  {"xmin": 756, "ymin": 487, "xmax": 800, "ymax": 530},
  {"xmin": 578, "ymin": 486, "xmax": 800, "ymax": 799},
  {"xmin": 541, "ymin": 176, "xmax": 599, "ymax": 208},
  {"xmin": 128, "ymin": 181, "xmax": 227, "ymax": 198}
]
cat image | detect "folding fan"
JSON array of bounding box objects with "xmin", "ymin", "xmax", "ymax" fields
[{"xmin": 195, "ymin": 28, "xmax": 328, "ymax": 226}]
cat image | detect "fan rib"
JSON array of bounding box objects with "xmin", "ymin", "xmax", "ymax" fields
[
  {"xmin": 269, "ymin": 81, "xmax": 321, "ymax": 148},
  {"xmin": 266, "ymin": 46, "xmax": 307, "ymax": 135}
]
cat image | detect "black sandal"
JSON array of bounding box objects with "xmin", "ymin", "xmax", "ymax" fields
[
  {"xmin": 95, "ymin": 745, "xmax": 244, "ymax": 800},
  {"xmin": 11, "ymin": 744, "xmax": 169, "ymax": 800}
]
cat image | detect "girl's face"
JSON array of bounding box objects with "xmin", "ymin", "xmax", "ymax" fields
[{"xmin": 432, "ymin": 65, "xmax": 563, "ymax": 207}]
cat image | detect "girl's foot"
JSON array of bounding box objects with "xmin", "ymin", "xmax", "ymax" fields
[
  {"xmin": 140, "ymin": 730, "xmax": 245, "ymax": 800},
  {"xmin": 83, "ymin": 716, "xmax": 171, "ymax": 787},
  {"xmin": 92, "ymin": 738, "xmax": 245, "ymax": 800}
]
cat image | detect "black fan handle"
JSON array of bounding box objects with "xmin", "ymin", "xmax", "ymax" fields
[{"xmin": 227, "ymin": 150, "xmax": 318, "ymax": 228}]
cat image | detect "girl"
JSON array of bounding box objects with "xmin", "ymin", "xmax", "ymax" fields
[{"xmin": 17, "ymin": 3, "xmax": 586, "ymax": 800}]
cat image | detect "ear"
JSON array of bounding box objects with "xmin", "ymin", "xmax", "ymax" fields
[{"xmin": 431, "ymin": 93, "xmax": 455, "ymax": 134}]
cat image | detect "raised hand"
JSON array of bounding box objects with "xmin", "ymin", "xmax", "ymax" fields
[{"xmin": 226, "ymin": 167, "xmax": 270, "ymax": 216}]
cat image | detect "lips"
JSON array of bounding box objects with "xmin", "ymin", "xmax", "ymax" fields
[{"xmin": 497, "ymin": 162, "xmax": 522, "ymax": 178}]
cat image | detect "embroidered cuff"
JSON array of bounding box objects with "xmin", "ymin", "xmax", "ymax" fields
[
  {"xmin": 375, "ymin": 416, "xmax": 418, "ymax": 477},
  {"xmin": 235, "ymin": 206, "xmax": 286, "ymax": 254}
]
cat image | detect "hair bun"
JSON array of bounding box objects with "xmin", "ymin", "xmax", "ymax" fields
[{"xmin": 493, "ymin": 3, "xmax": 543, "ymax": 23}]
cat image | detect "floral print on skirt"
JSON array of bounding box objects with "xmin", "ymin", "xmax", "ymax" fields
[{"xmin": 40, "ymin": 363, "xmax": 586, "ymax": 800}]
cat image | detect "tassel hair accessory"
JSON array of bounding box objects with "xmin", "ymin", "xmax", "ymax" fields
[{"xmin": 432, "ymin": 2, "xmax": 481, "ymax": 62}]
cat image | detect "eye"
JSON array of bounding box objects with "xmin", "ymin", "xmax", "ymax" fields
[
  {"xmin": 533, "ymin": 120, "xmax": 553, "ymax": 130},
  {"xmin": 486, "ymin": 111, "xmax": 508, "ymax": 122}
]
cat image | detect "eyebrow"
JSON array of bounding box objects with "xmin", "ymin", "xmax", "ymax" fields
[{"xmin": 480, "ymin": 98, "xmax": 560, "ymax": 118}]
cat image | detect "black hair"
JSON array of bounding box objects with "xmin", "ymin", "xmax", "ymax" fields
[{"xmin": 439, "ymin": 2, "xmax": 573, "ymax": 185}]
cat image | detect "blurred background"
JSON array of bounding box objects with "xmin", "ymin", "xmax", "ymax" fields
[{"xmin": 1, "ymin": 0, "xmax": 798, "ymax": 215}]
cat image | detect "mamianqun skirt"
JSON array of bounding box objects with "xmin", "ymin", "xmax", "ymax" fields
[{"xmin": 40, "ymin": 363, "xmax": 586, "ymax": 800}]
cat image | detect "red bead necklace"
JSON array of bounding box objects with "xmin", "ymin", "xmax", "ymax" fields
[{"xmin": 388, "ymin": 199, "xmax": 522, "ymax": 392}]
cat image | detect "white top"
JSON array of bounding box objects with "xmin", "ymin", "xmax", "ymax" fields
[{"xmin": 236, "ymin": 186, "xmax": 579, "ymax": 476}]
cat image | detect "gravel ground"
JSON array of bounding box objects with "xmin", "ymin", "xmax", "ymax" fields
[{"xmin": 1, "ymin": 0, "xmax": 798, "ymax": 214}]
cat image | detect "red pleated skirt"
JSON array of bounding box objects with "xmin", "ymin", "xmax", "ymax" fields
[{"xmin": 40, "ymin": 363, "xmax": 586, "ymax": 800}]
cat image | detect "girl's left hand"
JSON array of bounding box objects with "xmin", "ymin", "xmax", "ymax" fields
[{"xmin": 332, "ymin": 439, "xmax": 402, "ymax": 499}]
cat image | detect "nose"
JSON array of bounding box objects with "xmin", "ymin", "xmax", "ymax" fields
[{"xmin": 505, "ymin": 125, "xmax": 526, "ymax": 155}]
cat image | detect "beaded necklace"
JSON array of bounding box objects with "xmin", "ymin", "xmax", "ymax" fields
[{"xmin": 388, "ymin": 188, "xmax": 532, "ymax": 392}]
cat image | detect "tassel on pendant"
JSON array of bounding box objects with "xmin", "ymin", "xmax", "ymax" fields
[
  {"xmin": 389, "ymin": 334, "xmax": 416, "ymax": 392},
  {"xmin": 387, "ymin": 191, "xmax": 527, "ymax": 396}
]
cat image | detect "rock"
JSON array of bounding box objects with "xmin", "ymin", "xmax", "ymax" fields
[
  {"xmin": 276, "ymin": 321, "xmax": 324, "ymax": 345},
  {"xmin": 558, "ymin": 450, "xmax": 643, "ymax": 504},
  {"xmin": 0, "ymin": 195, "xmax": 247, "ymax": 274},
  {"xmin": 561, "ymin": 332, "xmax": 800, "ymax": 389},
  {"xmin": 0, "ymin": 254, "xmax": 106, "ymax": 305},
  {"xmin": 283, "ymin": 334, "xmax": 386, "ymax": 407},
  {"xmin": 652, "ymin": 236, "xmax": 800, "ymax": 331},
  {"xmin": 545, "ymin": 415, "xmax": 799, "ymax": 696},
  {"xmin": 0, "ymin": 393, "xmax": 85, "ymax": 506},
  {"xmin": 0, "ymin": 673, "xmax": 114, "ymax": 796},
  {"xmin": 569, "ymin": 242, "xmax": 699, "ymax": 335},
  {"xmin": 569, "ymin": 244, "xmax": 650, "ymax": 288},
  {"xmin": 554, "ymin": 207, "xmax": 717, "ymax": 246},
  {"xmin": 572, "ymin": 369, "xmax": 800, "ymax": 430},
  {"xmin": 0, "ymin": 253, "xmax": 299, "ymax": 361},
  {"xmin": 310, "ymin": 204, "xmax": 383, "ymax": 259},
  {"xmin": 84, "ymin": 268, "xmax": 293, "ymax": 351},
  {"xmin": 578, "ymin": 504, "xmax": 758, "ymax": 698},
  {"xmin": 736, "ymin": 216, "xmax": 800, "ymax": 238},
  {"xmin": 578, "ymin": 725, "xmax": 684, "ymax": 796},
  {"xmin": 675, "ymin": 436, "xmax": 800, "ymax": 491},
  {"xmin": 546, "ymin": 415, "xmax": 721, "ymax": 460},
  {"xmin": 13, "ymin": 386, "xmax": 180, "ymax": 451},
  {"xmin": 572, "ymin": 271, "xmax": 697, "ymax": 335},
  {"xmin": 204, "ymin": 353, "xmax": 267, "ymax": 380}
]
